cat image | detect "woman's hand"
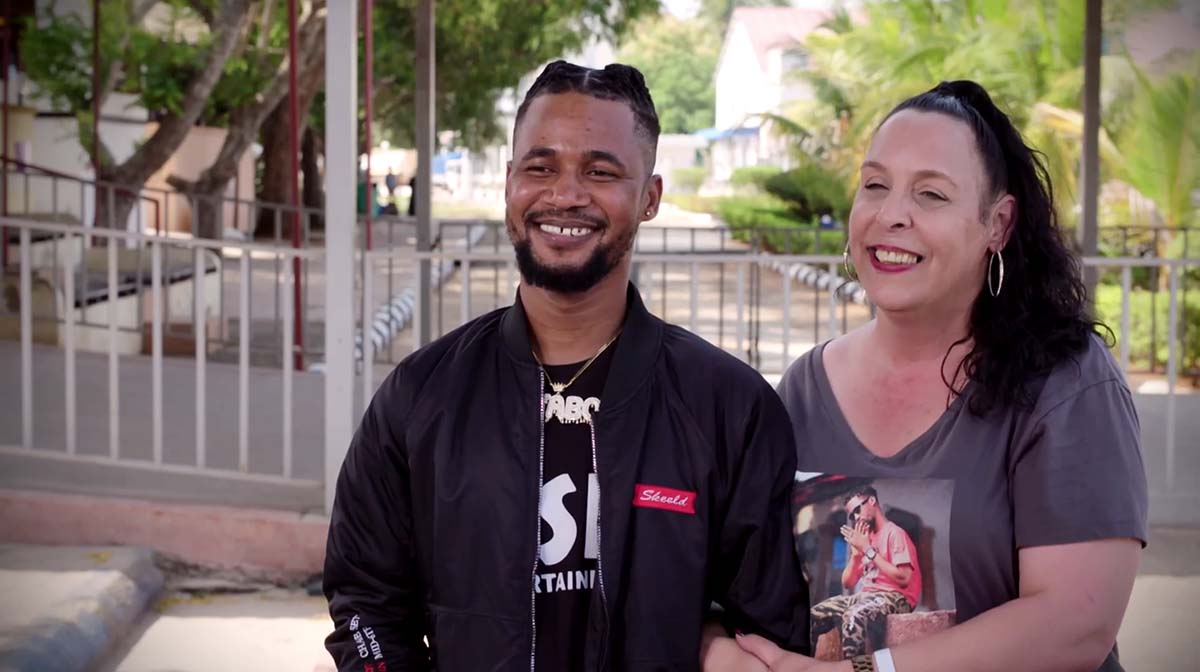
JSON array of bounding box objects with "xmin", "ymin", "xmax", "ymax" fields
[
  {"xmin": 735, "ymin": 634, "xmax": 846, "ymax": 672},
  {"xmin": 700, "ymin": 622, "xmax": 769, "ymax": 671}
]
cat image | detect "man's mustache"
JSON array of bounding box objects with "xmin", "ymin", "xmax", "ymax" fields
[{"xmin": 524, "ymin": 208, "xmax": 606, "ymax": 230}]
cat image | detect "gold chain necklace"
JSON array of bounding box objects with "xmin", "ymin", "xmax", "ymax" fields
[{"xmin": 531, "ymin": 331, "xmax": 621, "ymax": 394}]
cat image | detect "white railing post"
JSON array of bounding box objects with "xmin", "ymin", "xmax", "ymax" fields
[
  {"xmin": 195, "ymin": 248, "xmax": 207, "ymax": 468},
  {"xmin": 151, "ymin": 240, "xmax": 163, "ymax": 464},
  {"xmin": 108, "ymin": 238, "xmax": 120, "ymax": 458},
  {"xmin": 282, "ymin": 254, "xmax": 294, "ymax": 479},
  {"xmin": 1120, "ymin": 266, "xmax": 1131, "ymax": 371},
  {"xmin": 239, "ymin": 253, "xmax": 250, "ymax": 472},
  {"xmin": 19, "ymin": 228, "xmax": 33, "ymax": 450},
  {"xmin": 324, "ymin": 0, "xmax": 358, "ymax": 514},
  {"xmin": 1165, "ymin": 265, "xmax": 1178, "ymax": 493},
  {"xmin": 64, "ymin": 236, "xmax": 77, "ymax": 455},
  {"xmin": 362, "ymin": 254, "xmax": 375, "ymax": 408}
]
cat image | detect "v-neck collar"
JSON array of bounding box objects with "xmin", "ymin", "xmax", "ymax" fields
[{"xmin": 810, "ymin": 341, "xmax": 972, "ymax": 465}]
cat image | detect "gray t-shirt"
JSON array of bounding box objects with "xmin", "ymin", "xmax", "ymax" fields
[{"xmin": 778, "ymin": 334, "xmax": 1147, "ymax": 670}]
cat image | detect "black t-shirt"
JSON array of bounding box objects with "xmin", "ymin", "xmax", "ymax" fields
[{"xmin": 535, "ymin": 342, "xmax": 616, "ymax": 672}]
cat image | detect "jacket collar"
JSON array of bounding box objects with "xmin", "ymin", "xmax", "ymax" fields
[{"xmin": 501, "ymin": 282, "xmax": 663, "ymax": 408}]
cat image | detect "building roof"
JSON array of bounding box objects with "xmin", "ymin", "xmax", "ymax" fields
[{"xmin": 729, "ymin": 7, "xmax": 831, "ymax": 71}]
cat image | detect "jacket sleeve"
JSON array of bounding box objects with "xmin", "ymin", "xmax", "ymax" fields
[
  {"xmin": 324, "ymin": 368, "xmax": 431, "ymax": 671},
  {"xmin": 711, "ymin": 385, "xmax": 811, "ymax": 654}
]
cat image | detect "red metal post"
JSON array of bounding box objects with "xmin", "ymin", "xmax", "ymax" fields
[
  {"xmin": 92, "ymin": 0, "xmax": 100, "ymax": 217},
  {"xmin": 287, "ymin": 0, "xmax": 304, "ymax": 370},
  {"xmin": 363, "ymin": 0, "xmax": 373, "ymax": 251}
]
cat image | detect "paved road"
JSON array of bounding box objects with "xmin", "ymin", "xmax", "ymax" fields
[{"xmin": 94, "ymin": 526, "xmax": 1200, "ymax": 672}]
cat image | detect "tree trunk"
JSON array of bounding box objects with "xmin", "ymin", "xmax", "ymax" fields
[
  {"xmin": 302, "ymin": 125, "xmax": 325, "ymax": 231},
  {"xmin": 170, "ymin": 2, "xmax": 326, "ymax": 238},
  {"xmin": 254, "ymin": 59, "xmax": 326, "ymax": 239},
  {"xmin": 255, "ymin": 101, "xmax": 294, "ymax": 239},
  {"xmin": 92, "ymin": 0, "xmax": 255, "ymax": 230}
]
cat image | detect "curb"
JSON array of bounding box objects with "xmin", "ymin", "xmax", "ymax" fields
[{"xmin": 0, "ymin": 545, "xmax": 165, "ymax": 672}]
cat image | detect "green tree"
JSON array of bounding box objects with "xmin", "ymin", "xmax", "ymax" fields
[
  {"xmin": 618, "ymin": 15, "xmax": 721, "ymax": 134},
  {"xmin": 23, "ymin": 0, "xmax": 659, "ymax": 237},
  {"xmin": 776, "ymin": 0, "xmax": 1185, "ymax": 233},
  {"xmin": 1119, "ymin": 60, "xmax": 1200, "ymax": 230},
  {"xmin": 776, "ymin": 1, "xmax": 1078, "ymax": 224},
  {"xmin": 368, "ymin": 0, "xmax": 659, "ymax": 150},
  {"xmin": 21, "ymin": 0, "xmax": 256, "ymax": 233}
]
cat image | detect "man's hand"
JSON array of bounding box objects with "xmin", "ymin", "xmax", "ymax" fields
[
  {"xmin": 735, "ymin": 634, "xmax": 848, "ymax": 672},
  {"xmin": 840, "ymin": 519, "xmax": 871, "ymax": 556},
  {"xmin": 700, "ymin": 622, "xmax": 769, "ymax": 671}
]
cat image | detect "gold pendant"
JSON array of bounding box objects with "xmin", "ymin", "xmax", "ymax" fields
[{"xmin": 550, "ymin": 382, "xmax": 566, "ymax": 394}]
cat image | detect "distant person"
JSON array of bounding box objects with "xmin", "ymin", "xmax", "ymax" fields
[
  {"xmin": 385, "ymin": 169, "xmax": 398, "ymax": 197},
  {"xmin": 407, "ymin": 175, "xmax": 417, "ymax": 217}
]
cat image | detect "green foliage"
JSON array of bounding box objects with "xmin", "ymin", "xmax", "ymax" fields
[
  {"xmin": 773, "ymin": 0, "xmax": 1194, "ymax": 240},
  {"xmin": 777, "ymin": 0, "xmax": 1098, "ymax": 221},
  {"xmin": 672, "ymin": 166, "xmax": 708, "ymax": 193},
  {"xmin": 1117, "ymin": 60, "xmax": 1200, "ymax": 229},
  {"xmin": 22, "ymin": 0, "xmax": 661, "ymax": 155},
  {"xmin": 617, "ymin": 15, "xmax": 721, "ymax": 134},
  {"xmin": 1095, "ymin": 284, "xmax": 1200, "ymax": 374},
  {"xmin": 716, "ymin": 195, "xmax": 845, "ymax": 253},
  {"xmin": 372, "ymin": 0, "xmax": 659, "ymax": 149},
  {"xmin": 18, "ymin": 12, "xmax": 92, "ymax": 110},
  {"xmin": 21, "ymin": 0, "xmax": 274, "ymax": 128},
  {"xmin": 763, "ymin": 162, "xmax": 851, "ymax": 223},
  {"xmin": 730, "ymin": 165, "xmax": 781, "ymax": 192}
]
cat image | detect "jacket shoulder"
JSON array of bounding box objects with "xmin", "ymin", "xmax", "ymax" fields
[
  {"xmin": 374, "ymin": 307, "xmax": 508, "ymax": 411},
  {"xmin": 659, "ymin": 324, "xmax": 779, "ymax": 408}
]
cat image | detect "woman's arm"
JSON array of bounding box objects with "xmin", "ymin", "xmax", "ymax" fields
[{"xmin": 740, "ymin": 538, "xmax": 1141, "ymax": 672}]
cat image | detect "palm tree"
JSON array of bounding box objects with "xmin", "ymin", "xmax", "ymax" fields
[{"xmin": 776, "ymin": 0, "xmax": 1092, "ymax": 219}]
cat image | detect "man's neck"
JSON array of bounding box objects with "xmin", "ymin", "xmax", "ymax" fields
[
  {"xmin": 522, "ymin": 269, "xmax": 629, "ymax": 365},
  {"xmin": 872, "ymin": 512, "xmax": 889, "ymax": 535}
]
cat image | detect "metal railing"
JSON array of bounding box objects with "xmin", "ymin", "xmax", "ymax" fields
[
  {"xmin": 1, "ymin": 215, "xmax": 320, "ymax": 490},
  {"xmin": 357, "ymin": 222, "xmax": 867, "ymax": 373},
  {"xmin": 3, "ymin": 212, "xmax": 1196, "ymax": 518},
  {"xmin": 0, "ymin": 164, "xmax": 330, "ymax": 367}
]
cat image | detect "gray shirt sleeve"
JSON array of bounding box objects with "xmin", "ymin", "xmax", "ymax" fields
[{"xmin": 1011, "ymin": 378, "xmax": 1149, "ymax": 549}]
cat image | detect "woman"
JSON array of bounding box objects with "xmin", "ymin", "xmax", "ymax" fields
[{"xmin": 703, "ymin": 81, "xmax": 1147, "ymax": 671}]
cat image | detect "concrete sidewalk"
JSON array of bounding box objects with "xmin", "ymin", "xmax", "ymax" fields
[
  {"xmin": 0, "ymin": 544, "xmax": 164, "ymax": 672},
  {"xmin": 1, "ymin": 526, "xmax": 1196, "ymax": 672}
]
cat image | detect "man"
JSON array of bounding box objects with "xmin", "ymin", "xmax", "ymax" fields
[
  {"xmin": 810, "ymin": 486, "xmax": 922, "ymax": 659},
  {"xmin": 323, "ymin": 61, "xmax": 807, "ymax": 671}
]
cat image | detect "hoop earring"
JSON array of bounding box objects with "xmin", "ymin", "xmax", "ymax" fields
[
  {"xmin": 988, "ymin": 249, "xmax": 1005, "ymax": 297},
  {"xmin": 843, "ymin": 242, "xmax": 858, "ymax": 281}
]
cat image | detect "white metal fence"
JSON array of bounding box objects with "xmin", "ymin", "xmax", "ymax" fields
[
  {"xmin": 2, "ymin": 214, "xmax": 1198, "ymax": 522},
  {"xmin": 0, "ymin": 216, "xmax": 323, "ymax": 510}
]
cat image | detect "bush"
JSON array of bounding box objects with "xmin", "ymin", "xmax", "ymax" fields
[
  {"xmin": 764, "ymin": 162, "xmax": 851, "ymax": 224},
  {"xmin": 730, "ymin": 166, "xmax": 782, "ymax": 192},
  {"xmin": 715, "ymin": 196, "xmax": 844, "ymax": 254},
  {"xmin": 1094, "ymin": 284, "xmax": 1200, "ymax": 375},
  {"xmin": 672, "ymin": 166, "xmax": 708, "ymax": 194}
]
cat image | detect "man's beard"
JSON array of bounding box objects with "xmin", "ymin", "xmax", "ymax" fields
[{"xmin": 509, "ymin": 209, "xmax": 634, "ymax": 294}]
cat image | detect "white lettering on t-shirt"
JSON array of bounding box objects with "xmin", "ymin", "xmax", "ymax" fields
[{"xmin": 540, "ymin": 473, "xmax": 600, "ymax": 567}]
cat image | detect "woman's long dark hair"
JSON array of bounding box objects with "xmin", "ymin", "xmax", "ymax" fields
[{"xmin": 883, "ymin": 81, "xmax": 1109, "ymax": 415}]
